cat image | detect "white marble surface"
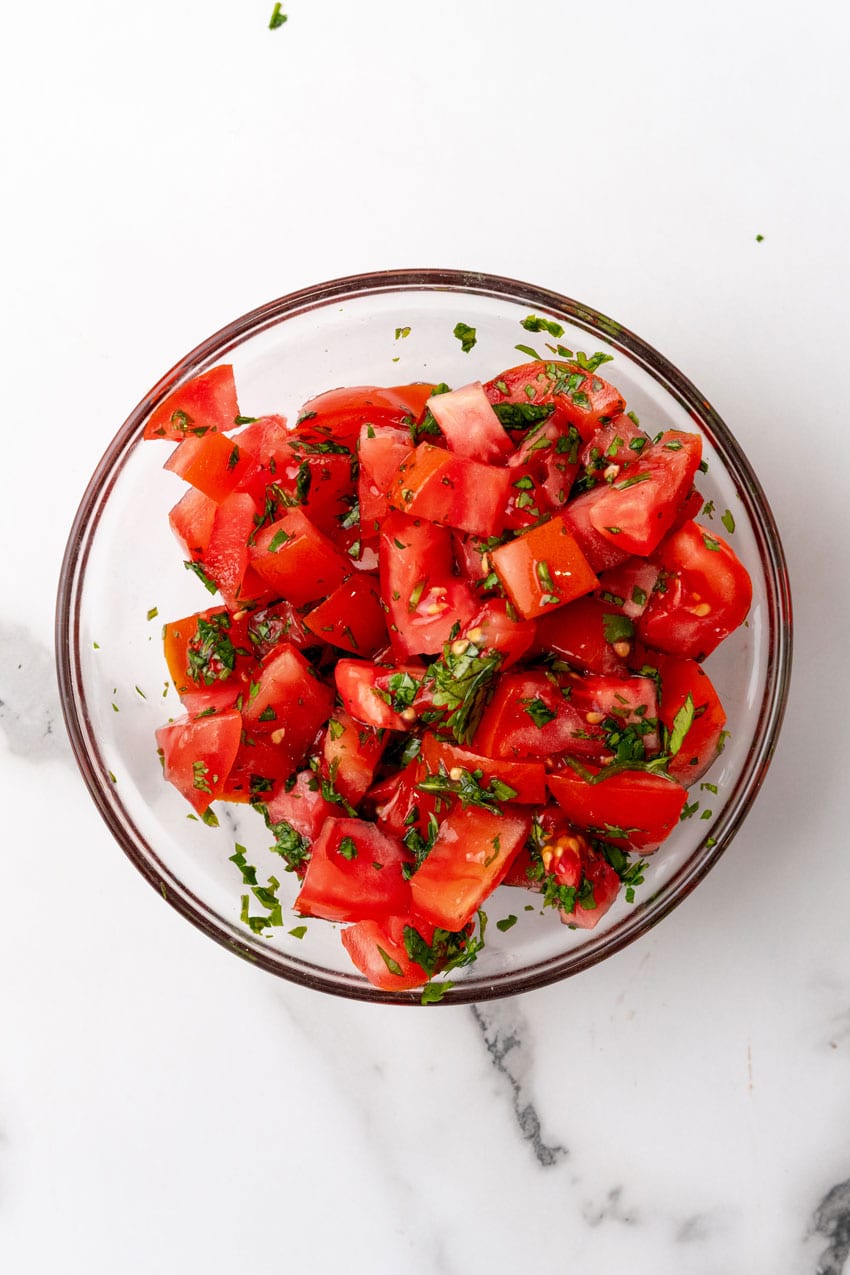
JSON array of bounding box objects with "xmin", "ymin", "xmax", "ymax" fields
[{"xmin": 3, "ymin": 1, "xmax": 850, "ymax": 1271}]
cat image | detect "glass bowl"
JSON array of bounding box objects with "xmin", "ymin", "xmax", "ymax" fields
[{"xmin": 55, "ymin": 269, "xmax": 792, "ymax": 1004}]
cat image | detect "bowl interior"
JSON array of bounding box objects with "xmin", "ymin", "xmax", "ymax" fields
[{"xmin": 57, "ymin": 271, "xmax": 791, "ymax": 1002}]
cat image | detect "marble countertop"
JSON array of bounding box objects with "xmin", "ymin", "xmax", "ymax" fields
[{"xmin": 3, "ymin": 2, "xmax": 849, "ymax": 1271}]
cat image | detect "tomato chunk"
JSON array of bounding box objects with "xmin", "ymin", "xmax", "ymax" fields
[
  {"xmin": 588, "ymin": 431, "xmax": 703, "ymax": 556},
  {"xmin": 420, "ymin": 734, "xmax": 546, "ymax": 804},
  {"xmin": 156, "ymin": 708, "xmax": 242, "ymax": 813},
  {"xmin": 485, "ymin": 360, "xmax": 625, "ymax": 443},
  {"xmin": 294, "ymin": 818, "xmax": 413, "ymax": 923},
  {"xmin": 242, "ymin": 644, "xmax": 334, "ymax": 774},
  {"xmin": 169, "ymin": 487, "xmax": 218, "ymax": 562},
  {"xmin": 547, "ymin": 767, "xmax": 688, "ymax": 852},
  {"xmin": 410, "ymin": 806, "xmax": 531, "ymax": 931},
  {"xmin": 490, "ymin": 516, "xmax": 597, "ymax": 619},
  {"xmin": 340, "ymin": 917, "xmax": 433, "ymax": 991},
  {"xmin": 249, "ymin": 507, "xmax": 351, "ymax": 605},
  {"xmin": 426, "ymin": 383, "xmax": 513, "ymax": 463},
  {"xmin": 321, "ymin": 709, "xmax": 387, "ymax": 805},
  {"xmin": 164, "ymin": 430, "xmax": 253, "ymax": 503},
  {"xmin": 379, "ymin": 512, "xmax": 478, "ymax": 657},
  {"xmin": 650, "ymin": 651, "xmax": 727, "ymax": 783},
  {"xmin": 390, "ymin": 444, "xmax": 513, "ymax": 539},
  {"xmin": 303, "ymin": 575, "xmax": 388, "ymax": 656},
  {"xmin": 144, "ymin": 364, "xmax": 240, "ymax": 441},
  {"xmin": 531, "ymin": 595, "xmax": 631, "ymax": 675}
]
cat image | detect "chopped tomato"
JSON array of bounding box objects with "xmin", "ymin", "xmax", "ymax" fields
[
  {"xmin": 358, "ymin": 422, "xmax": 414, "ymax": 523},
  {"xmin": 539, "ymin": 831, "xmax": 622, "ymax": 929},
  {"xmin": 559, "ymin": 487, "xmax": 632, "ymax": 572},
  {"xmin": 390, "ymin": 443, "xmax": 513, "ymax": 539},
  {"xmin": 637, "ymin": 520, "xmax": 753, "ymax": 659},
  {"xmin": 547, "ymin": 767, "xmax": 688, "ymax": 852},
  {"xmin": 321, "ymin": 709, "xmax": 387, "ymax": 805},
  {"xmin": 169, "ymin": 487, "xmax": 217, "ymax": 563},
  {"xmin": 420, "ymin": 734, "xmax": 547, "ymax": 804},
  {"xmin": 144, "ymin": 365, "xmax": 240, "ymax": 441},
  {"xmin": 426, "ymin": 383, "xmax": 513, "ymax": 463},
  {"xmin": 379, "ymin": 511, "xmax": 478, "ymax": 657},
  {"xmin": 249, "ymin": 507, "xmax": 351, "ymax": 605},
  {"xmin": 204, "ymin": 492, "xmax": 261, "ymax": 608},
  {"xmin": 340, "ymin": 916, "xmax": 434, "ymax": 991},
  {"xmin": 410, "ymin": 805, "xmax": 531, "ymax": 931},
  {"xmin": 156, "ymin": 708, "xmax": 242, "ymax": 813},
  {"xmin": 489, "ymin": 515, "xmax": 597, "ymax": 619},
  {"xmin": 461, "ymin": 599, "xmax": 537, "ymax": 668},
  {"xmin": 294, "ymin": 818, "xmax": 413, "ymax": 923},
  {"xmin": 649, "ymin": 650, "xmax": 727, "ymax": 782},
  {"xmin": 334, "ymin": 658, "xmax": 428, "ymax": 731},
  {"xmin": 303, "ymin": 575, "xmax": 388, "ymax": 656},
  {"xmin": 484, "ymin": 360, "xmax": 625, "ymax": 443},
  {"xmin": 264, "ymin": 769, "xmax": 338, "ymax": 842},
  {"xmin": 531, "ymin": 594, "xmax": 632, "ymax": 675},
  {"xmin": 587, "ymin": 431, "xmax": 703, "ymax": 556},
  {"xmin": 164, "ymin": 429, "xmax": 254, "ymax": 503}
]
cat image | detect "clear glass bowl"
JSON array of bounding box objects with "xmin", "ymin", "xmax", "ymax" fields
[{"xmin": 55, "ymin": 269, "xmax": 792, "ymax": 1003}]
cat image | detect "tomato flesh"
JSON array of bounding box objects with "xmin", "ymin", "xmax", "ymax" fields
[
  {"xmin": 490, "ymin": 515, "xmax": 597, "ymax": 620},
  {"xmin": 144, "ymin": 365, "xmax": 240, "ymax": 441},
  {"xmin": 156, "ymin": 709, "xmax": 242, "ymax": 814}
]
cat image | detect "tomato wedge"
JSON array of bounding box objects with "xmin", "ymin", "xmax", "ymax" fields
[
  {"xmin": 144, "ymin": 365, "xmax": 240, "ymax": 441},
  {"xmin": 294, "ymin": 818, "xmax": 413, "ymax": 923},
  {"xmin": 156, "ymin": 708, "xmax": 242, "ymax": 814}
]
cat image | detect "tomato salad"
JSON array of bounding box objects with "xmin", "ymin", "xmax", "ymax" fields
[{"xmin": 148, "ymin": 352, "xmax": 751, "ymax": 998}]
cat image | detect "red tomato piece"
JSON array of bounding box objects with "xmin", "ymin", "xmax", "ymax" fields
[
  {"xmin": 358, "ymin": 423, "xmax": 414, "ymax": 524},
  {"xmin": 156, "ymin": 708, "xmax": 242, "ymax": 813},
  {"xmin": 242, "ymin": 643, "xmax": 334, "ymax": 758},
  {"xmin": 294, "ymin": 818, "xmax": 413, "ymax": 923},
  {"xmin": 559, "ymin": 487, "xmax": 632, "ymax": 573},
  {"xmin": 539, "ymin": 830, "xmax": 622, "ymax": 929},
  {"xmin": 220, "ymin": 736, "xmax": 299, "ymax": 804},
  {"xmin": 162, "ymin": 607, "xmax": 255, "ymax": 712},
  {"xmin": 169, "ymin": 488, "xmax": 218, "ymax": 564},
  {"xmin": 264, "ymin": 769, "xmax": 338, "ymax": 841},
  {"xmin": 420, "ymin": 734, "xmax": 547, "ymax": 805},
  {"xmin": 595, "ymin": 558, "xmax": 660, "ymax": 619},
  {"xmin": 321, "ymin": 709, "xmax": 387, "ymax": 805},
  {"xmin": 373, "ymin": 758, "xmax": 445, "ymax": 839},
  {"xmin": 587, "ymin": 431, "xmax": 703, "ymax": 556},
  {"xmin": 462, "ymin": 599, "xmax": 537, "ymax": 669},
  {"xmin": 650, "ymin": 651, "xmax": 727, "ymax": 783},
  {"xmin": 164, "ymin": 430, "xmax": 254, "ymax": 503},
  {"xmin": 637, "ymin": 520, "xmax": 752, "ymax": 660},
  {"xmin": 303, "ymin": 575, "xmax": 388, "ymax": 656},
  {"xmin": 390, "ymin": 444, "xmax": 513, "ymax": 539},
  {"xmin": 334, "ymin": 658, "xmax": 428, "ymax": 731},
  {"xmin": 531, "ymin": 595, "xmax": 631, "ymax": 675},
  {"xmin": 426, "ymin": 383, "xmax": 513, "ymax": 463},
  {"xmin": 484, "ymin": 360, "xmax": 625, "ymax": 443},
  {"xmin": 204, "ymin": 492, "xmax": 260, "ymax": 608},
  {"xmin": 546, "ymin": 767, "xmax": 688, "ymax": 852},
  {"xmin": 340, "ymin": 916, "xmax": 434, "ymax": 991},
  {"xmin": 246, "ymin": 600, "xmax": 313, "ymax": 657},
  {"xmin": 379, "ymin": 512, "xmax": 478, "ymax": 657},
  {"xmin": 144, "ymin": 365, "xmax": 240, "ymax": 441},
  {"xmin": 296, "ymin": 384, "xmax": 434, "ymax": 449},
  {"xmin": 578, "ymin": 415, "xmax": 649, "ymax": 484},
  {"xmin": 249, "ymin": 507, "xmax": 351, "ymax": 606},
  {"xmin": 504, "ymin": 408, "xmax": 582, "ymax": 527},
  {"xmin": 489, "ymin": 515, "xmax": 597, "ymax": 619},
  {"xmin": 409, "ymin": 805, "xmax": 532, "ymax": 931}
]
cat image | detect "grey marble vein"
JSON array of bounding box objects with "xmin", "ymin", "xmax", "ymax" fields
[
  {"xmin": 470, "ymin": 1001, "xmax": 567, "ymax": 1167},
  {"xmin": 810, "ymin": 1179, "xmax": 850, "ymax": 1275},
  {"xmin": 0, "ymin": 623, "xmax": 69, "ymax": 761}
]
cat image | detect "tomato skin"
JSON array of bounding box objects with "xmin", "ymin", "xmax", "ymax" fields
[
  {"xmin": 264, "ymin": 769, "xmax": 337, "ymax": 841},
  {"xmin": 358, "ymin": 423, "xmax": 414, "ymax": 523},
  {"xmin": 164, "ymin": 429, "xmax": 253, "ymax": 503},
  {"xmin": 144, "ymin": 365, "xmax": 240, "ymax": 441},
  {"xmin": 242, "ymin": 644, "xmax": 334, "ymax": 776},
  {"xmin": 484, "ymin": 361, "xmax": 625, "ymax": 443},
  {"xmin": 379, "ymin": 512, "xmax": 478, "ymax": 657},
  {"xmin": 296, "ymin": 384, "xmax": 435, "ymax": 449},
  {"xmin": 588, "ymin": 431, "xmax": 703, "ymax": 556},
  {"xmin": 546, "ymin": 767, "xmax": 688, "ymax": 852},
  {"xmin": 638, "ymin": 520, "xmax": 752, "ymax": 660},
  {"xmin": 201, "ymin": 492, "xmax": 261, "ymax": 608},
  {"xmin": 490, "ymin": 515, "xmax": 597, "ymax": 619},
  {"xmin": 249, "ymin": 507, "xmax": 351, "ymax": 606},
  {"xmin": 169, "ymin": 487, "xmax": 218, "ymax": 563},
  {"xmin": 303, "ymin": 574, "xmax": 388, "ymax": 656},
  {"xmin": 410, "ymin": 805, "xmax": 532, "ymax": 931},
  {"xmin": 390, "ymin": 444, "xmax": 513, "ymax": 539},
  {"xmin": 340, "ymin": 916, "xmax": 433, "ymax": 991},
  {"xmin": 294, "ymin": 818, "xmax": 413, "ymax": 923},
  {"xmin": 426, "ymin": 382, "xmax": 513, "ymax": 463},
  {"xmin": 321, "ymin": 709, "xmax": 387, "ymax": 805},
  {"xmin": 420, "ymin": 733, "xmax": 547, "ymax": 804},
  {"xmin": 156, "ymin": 708, "xmax": 242, "ymax": 813},
  {"xmin": 531, "ymin": 594, "xmax": 631, "ymax": 675},
  {"xmin": 247, "ymin": 600, "xmax": 313, "ymax": 658},
  {"xmin": 650, "ymin": 651, "xmax": 727, "ymax": 783}
]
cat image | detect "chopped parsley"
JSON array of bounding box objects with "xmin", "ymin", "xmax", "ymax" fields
[
  {"xmin": 395, "ymin": 326, "xmax": 411, "ymax": 340},
  {"xmin": 425, "ymin": 639, "xmax": 502, "ymax": 745},
  {"xmin": 521, "ymin": 314, "xmax": 565, "ymax": 338},
  {"xmin": 721, "ymin": 509, "xmax": 736, "ymax": 534},
  {"xmin": 453, "ymin": 322, "xmax": 477, "ymax": 353},
  {"xmin": 184, "ymin": 560, "xmax": 218, "ymax": 594},
  {"xmin": 417, "ymin": 765, "xmax": 517, "ymax": 815},
  {"xmin": 269, "ymin": 3, "xmax": 287, "ymax": 29},
  {"xmin": 522, "ymin": 696, "xmax": 556, "ymax": 728}
]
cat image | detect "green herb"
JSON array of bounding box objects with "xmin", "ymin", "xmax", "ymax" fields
[
  {"xmin": 328, "ymin": 718, "xmax": 345, "ymax": 741},
  {"xmin": 496, "ymin": 914, "xmax": 518, "ymax": 932},
  {"xmin": 667, "ymin": 694, "xmax": 695, "ymax": 756},
  {"xmin": 229, "ymin": 844, "xmax": 258, "ymax": 885},
  {"xmin": 491, "ymin": 402, "xmax": 554, "ymax": 429},
  {"xmin": 702, "ymin": 534, "xmax": 721, "ymax": 552},
  {"xmin": 187, "ymin": 612, "xmax": 235, "ymax": 685},
  {"xmin": 631, "ymin": 585, "xmax": 647, "ymax": 607},
  {"xmin": 184, "ymin": 560, "xmax": 218, "ymax": 594},
  {"xmin": 192, "ymin": 760, "xmax": 212, "ymax": 794},
  {"xmin": 755, "ymin": 233, "xmax": 764, "ymax": 242},
  {"xmin": 701, "ymin": 781, "xmax": 718, "ymax": 794},
  {"xmin": 521, "ymin": 314, "xmax": 565, "ymax": 338},
  {"xmin": 515, "ymin": 343, "xmax": 542, "ymax": 360},
  {"xmin": 146, "ymin": 606, "xmax": 159, "ymax": 621},
  {"xmin": 602, "ymin": 613, "xmax": 635, "ymax": 645},
  {"xmin": 267, "ymin": 527, "xmax": 290, "ymax": 553},
  {"xmin": 522, "ymin": 696, "xmax": 556, "ymax": 728},
  {"xmin": 376, "ymin": 946, "xmax": 404, "ymax": 976},
  {"xmin": 387, "ymin": 671, "xmax": 419, "ymax": 712},
  {"xmin": 453, "ymin": 322, "xmax": 477, "ymax": 353},
  {"xmin": 614, "ymin": 471, "xmax": 652, "ymax": 491},
  {"xmin": 700, "ymin": 808, "xmax": 713, "ymax": 820},
  {"xmin": 337, "ymin": 835, "xmax": 358, "ymax": 861},
  {"xmin": 265, "ymin": 816, "xmax": 311, "ymax": 873},
  {"xmin": 234, "ymin": 414, "xmax": 257, "ymax": 425},
  {"xmin": 680, "ymin": 800, "xmax": 700, "ymax": 820},
  {"xmin": 395, "ymin": 326, "xmax": 411, "ymax": 340},
  {"xmin": 425, "ymin": 641, "xmax": 502, "ymax": 745},
  {"xmin": 258, "ymin": 706, "xmax": 276, "ymax": 722},
  {"xmin": 536, "ymin": 560, "xmax": 557, "ymax": 596},
  {"xmin": 418, "ymin": 765, "xmax": 517, "ymax": 815},
  {"xmin": 574, "ymin": 350, "xmax": 614, "ymax": 373},
  {"xmin": 269, "ymin": 3, "xmax": 287, "ymax": 28},
  {"xmin": 406, "ymin": 911, "xmax": 488, "ymax": 1003},
  {"xmin": 721, "ymin": 509, "xmax": 736, "ymax": 534},
  {"xmin": 289, "ymin": 925, "xmax": 307, "ymax": 939}
]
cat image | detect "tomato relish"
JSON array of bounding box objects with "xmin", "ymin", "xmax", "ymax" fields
[{"xmin": 149, "ymin": 355, "xmax": 752, "ymax": 998}]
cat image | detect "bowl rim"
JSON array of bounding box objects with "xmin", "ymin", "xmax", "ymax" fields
[{"xmin": 55, "ymin": 267, "xmax": 793, "ymax": 1004}]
